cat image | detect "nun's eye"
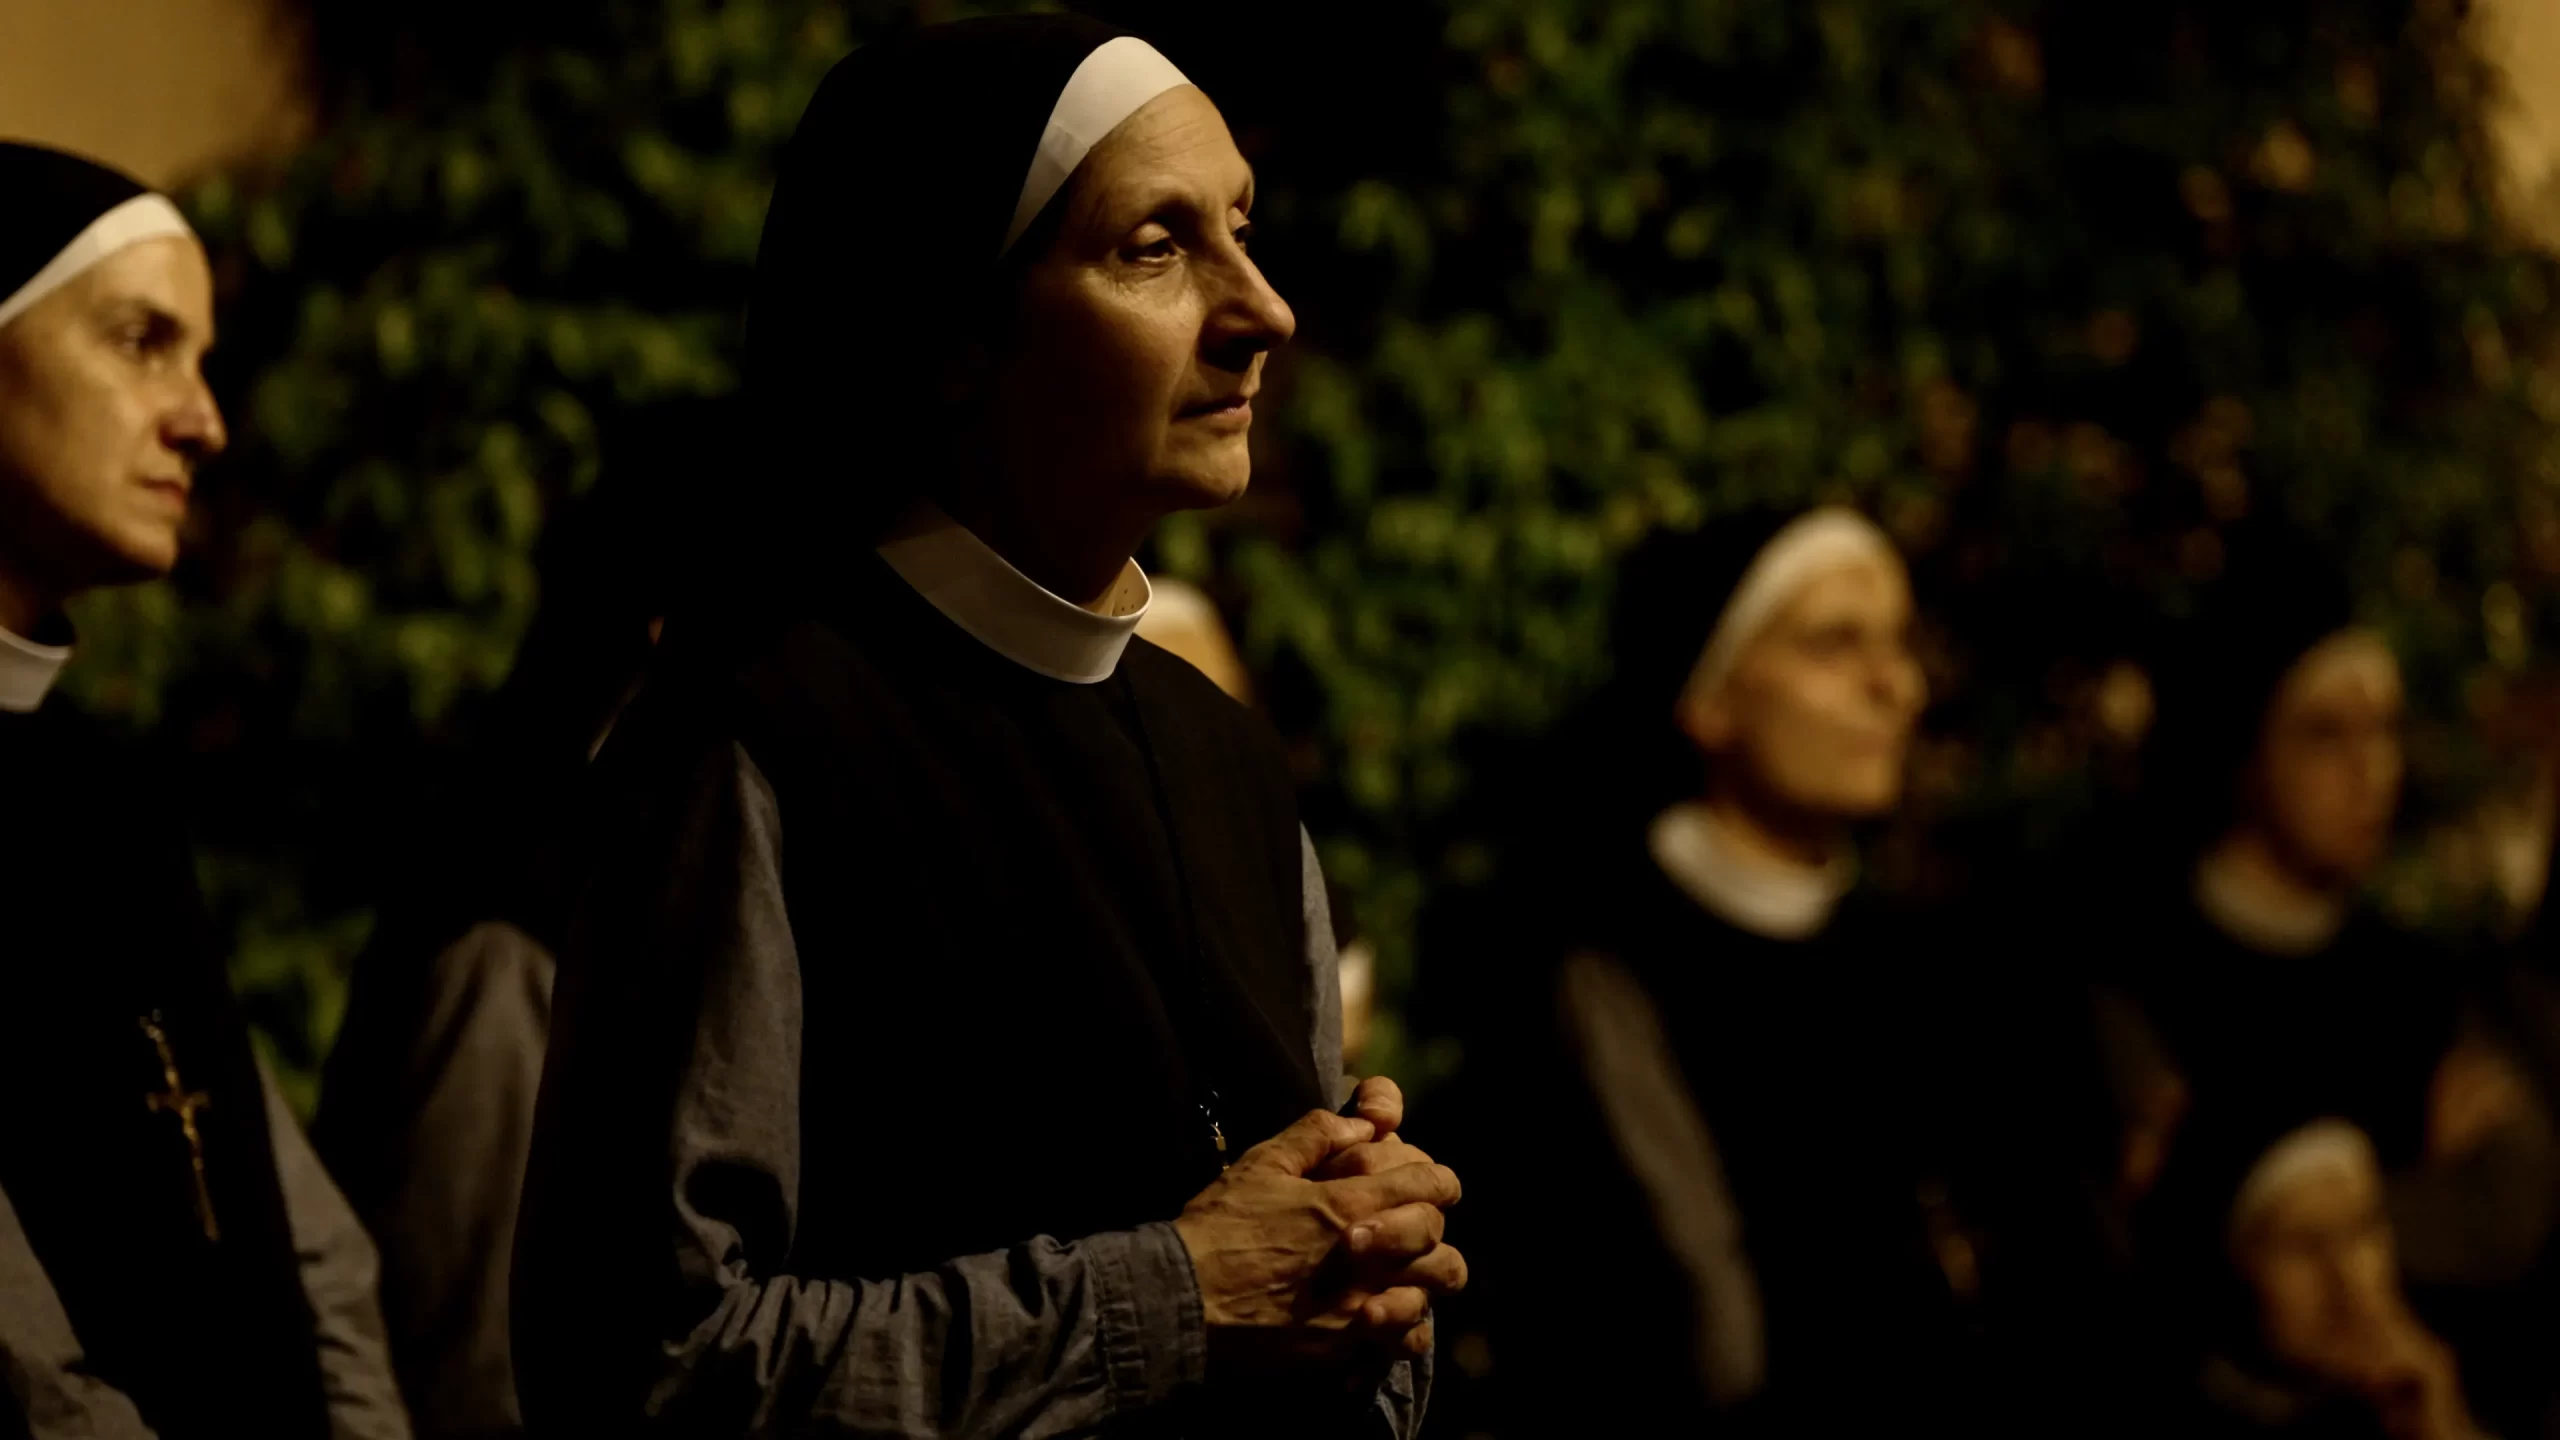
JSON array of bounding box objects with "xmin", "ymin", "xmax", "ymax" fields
[
  {"xmin": 1125, "ymin": 228, "xmax": 1178, "ymax": 262},
  {"xmin": 1233, "ymin": 222, "xmax": 1256, "ymax": 251},
  {"xmin": 1799, "ymin": 623, "xmax": 1860, "ymax": 657}
]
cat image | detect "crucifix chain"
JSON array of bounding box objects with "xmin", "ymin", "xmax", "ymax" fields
[{"xmin": 137, "ymin": 1012, "xmax": 220, "ymax": 1243}]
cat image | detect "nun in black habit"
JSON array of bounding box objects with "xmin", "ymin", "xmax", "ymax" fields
[
  {"xmin": 515, "ymin": 18, "xmax": 1463, "ymax": 1438},
  {"xmin": 312, "ymin": 397, "xmax": 707, "ymax": 1439},
  {"xmin": 1488, "ymin": 508, "xmax": 2014, "ymax": 1432},
  {"xmin": 2141, "ymin": 1110, "xmax": 2483, "ymax": 1440},
  {"xmin": 2091, "ymin": 528, "xmax": 2560, "ymax": 1436},
  {"xmin": 0, "ymin": 143, "xmax": 405, "ymax": 1438},
  {"xmin": 2092, "ymin": 530, "xmax": 2458, "ymax": 1160}
]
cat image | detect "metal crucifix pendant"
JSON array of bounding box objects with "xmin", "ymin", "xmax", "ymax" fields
[
  {"xmin": 137, "ymin": 1012, "xmax": 220, "ymax": 1243},
  {"xmin": 1200, "ymin": 1092, "xmax": 1229, "ymax": 1171}
]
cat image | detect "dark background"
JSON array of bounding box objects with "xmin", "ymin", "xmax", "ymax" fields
[{"xmin": 49, "ymin": 0, "xmax": 2560, "ymax": 1142}]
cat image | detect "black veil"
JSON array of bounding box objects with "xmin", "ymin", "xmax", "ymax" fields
[{"xmin": 719, "ymin": 13, "xmax": 1138, "ymax": 603}]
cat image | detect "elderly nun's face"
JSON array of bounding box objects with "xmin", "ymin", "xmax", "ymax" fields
[
  {"xmin": 990, "ymin": 86, "xmax": 1295, "ymax": 517},
  {"xmin": 1680, "ymin": 556, "xmax": 1926, "ymax": 820}
]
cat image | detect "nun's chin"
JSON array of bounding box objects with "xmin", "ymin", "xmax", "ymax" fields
[
  {"xmin": 1153, "ymin": 469, "xmax": 1254, "ymax": 514},
  {"xmin": 1147, "ymin": 442, "xmax": 1256, "ymax": 511}
]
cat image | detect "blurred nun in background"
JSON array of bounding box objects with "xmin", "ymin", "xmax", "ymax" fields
[
  {"xmin": 313, "ymin": 395, "xmax": 706, "ymax": 1438},
  {"xmin": 2148, "ymin": 1112, "xmax": 2484, "ymax": 1440},
  {"xmin": 1494, "ymin": 506, "xmax": 2007, "ymax": 1432},
  {"xmin": 2101, "ymin": 525, "xmax": 2560, "ymax": 1437}
]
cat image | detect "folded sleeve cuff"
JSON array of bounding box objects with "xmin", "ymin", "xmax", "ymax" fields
[{"xmin": 1088, "ymin": 1220, "xmax": 1208, "ymax": 1416}]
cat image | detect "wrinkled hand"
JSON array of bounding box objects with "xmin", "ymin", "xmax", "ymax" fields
[
  {"xmin": 1316, "ymin": 1076, "xmax": 1427, "ymax": 1184},
  {"xmin": 1174, "ymin": 1102, "xmax": 1466, "ymax": 1377},
  {"xmin": 1315, "ymin": 1076, "xmax": 1467, "ymax": 1355},
  {"xmin": 1332, "ymin": 1178, "xmax": 1468, "ymax": 1356},
  {"xmin": 2341, "ymin": 1316, "xmax": 2481, "ymax": 1440},
  {"xmin": 2299, "ymin": 1276, "xmax": 2479, "ymax": 1440},
  {"xmin": 1334, "ymin": 1075, "xmax": 1407, "ymax": 1141}
]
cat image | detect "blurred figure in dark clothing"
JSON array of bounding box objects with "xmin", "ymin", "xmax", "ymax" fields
[
  {"xmin": 2148, "ymin": 1113, "xmax": 2484, "ymax": 1440},
  {"xmin": 2088, "ymin": 525, "xmax": 2560, "ymax": 1437},
  {"xmin": 2432, "ymin": 782, "xmax": 2560, "ymax": 1440},
  {"xmin": 311, "ymin": 395, "xmax": 712, "ymax": 1440},
  {"xmin": 1482, "ymin": 507, "xmax": 2068, "ymax": 1433},
  {"xmin": 2105, "ymin": 530, "xmax": 2450, "ymax": 1152}
]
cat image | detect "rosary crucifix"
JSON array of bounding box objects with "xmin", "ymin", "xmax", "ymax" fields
[{"xmin": 138, "ymin": 1011, "xmax": 220, "ymax": 1243}]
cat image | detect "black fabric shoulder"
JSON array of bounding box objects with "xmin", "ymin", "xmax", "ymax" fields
[
  {"xmin": 1119, "ymin": 635, "xmax": 1295, "ymax": 787},
  {"xmin": 0, "ymin": 696, "xmax": 327, "ymax": 1439},
  {"xmin": 1118, "ymin": 629, "xmax": 1314, "ymax": 981}
]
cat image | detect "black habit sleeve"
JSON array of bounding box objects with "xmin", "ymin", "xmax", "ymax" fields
[
  {"xmin": 516, "ymin": 730, "xmax": 1425, "ymax": 1438},
  {"xmin": 515, "ymin": 738, "xmax": 1210, "ymax": 1436}
]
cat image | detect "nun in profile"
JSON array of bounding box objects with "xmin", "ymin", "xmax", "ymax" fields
[
  {"xmin": 1498, "ymin": 506, "xmax": 2000, "ymax": 1431},
  {"xmin": 515, "ymin": 17, "xmax": 1462, "ymax": 1437}
]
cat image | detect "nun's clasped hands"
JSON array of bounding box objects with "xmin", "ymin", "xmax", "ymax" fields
[{"xmin": 1174, "ymin": 1077, "xmax": 1468, "ymax": 1377}]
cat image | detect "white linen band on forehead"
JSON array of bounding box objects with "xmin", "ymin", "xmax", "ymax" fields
[
  {"xmin": 2229, "ymin": 1119, "xmax": 2375, "ymax": 1242},
  {"xmin": 2285, "ymin": 628, "xmax": 2398, "ymax": 701},
  {"xmin": 1678, "ymin": 507, "xmax": 1899, "ymax": 714},
  {"xmin": 1000, "ymin": 36, "xmax": 1193, "ymax": 255},
  {"xmin": 0, "ymin": 193, "xmax": 196, "ymax": 334}
]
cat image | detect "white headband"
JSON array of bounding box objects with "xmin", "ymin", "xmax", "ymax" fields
[
  {"xmin": 1678, "ymin": 507, "xmax": 1900, "ymax": 713},
  {"xmin": 0, "ymin": 193, "xmax": 196, "ymax": 334},
  {"xmin": 2229, "ymin": 1118, "xmax": 2376, "ymax": 1242},
  {"xmin": 1001, "ymin": 37, "xmax": 1193, "ymax": 255},
  {"xmin": 2280, "ymin": 628, "xmax": 2400, "ymax": 707}
]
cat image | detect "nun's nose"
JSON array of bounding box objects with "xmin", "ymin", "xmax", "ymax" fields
[
  {"xmin": 167, "ymin": 373, "xmax": 227, "ymax": 465},
  {"xmin": 1204, "ymin": 249, "xmax": 1295, "ymax": 371}
]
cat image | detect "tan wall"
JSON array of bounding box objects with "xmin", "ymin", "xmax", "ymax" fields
[
  {"xmin": 0, "ymin": 2, "xmax": 2554, "ymax": 228},
  {"xmin": 0, "ymin": 0, "xmax": 307, "ymax": 189},
  {"xmin": 2484, "ymin": 0, "xmax": 2560, "ymax": 246}
]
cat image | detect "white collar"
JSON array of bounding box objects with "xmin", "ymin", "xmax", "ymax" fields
[
  {"xmin": 875, "ymin": 500, "xmax": 1152, "ymax": 684},
  {"xmin": 1648, "ymin": 801, "xmax": 1856, "ymax": 941},
  {"xmin": 2193, "ymin": 848, "xmax": 2347, "ymax": 957},
  {"xmin": 0, "ymin": 623, "xmax": 71, "ymax": 714}
]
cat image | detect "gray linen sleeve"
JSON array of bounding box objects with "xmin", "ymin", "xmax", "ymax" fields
[
  {"xmin": 602, "ymin": 741, "xmax": 1209, "ymax": 1436},
  {"xmin": 258, "ymin": 1062, "xmax": 412, "ymax": 1440},
  {"xmin": 1297, "ymin": 827, "xmax": 1432, "ymax": 1440},
  {"xmin": 0, "ymin": 1184, "xmax": 156, "ymax": 1440},
  {"xmin": 358, "ymin": 921, "xmax": 555, "ymax": 1438},
  {"xmin": 1301, "ymin": 827, "xmax": 1351, "ymax": 1109},
  {"xmin": 1557, "ymin": 951, "xmax": 1766, "ymax": 1408}
]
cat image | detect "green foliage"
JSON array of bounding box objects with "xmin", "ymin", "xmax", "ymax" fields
[
  {"xmin": 1227, "ymin": 0, "xmax": 2560, "ymax": 1083},
  {"xmin": 85, "ymin": 0, "xmax": 2560, "ymax": 1102},
  {"xmin": 70, "ymin": 0, "xmax": 1012, "ymax": 1099}
]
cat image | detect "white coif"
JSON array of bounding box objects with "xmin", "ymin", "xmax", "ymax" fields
[
  {"xmin": 876, "ymin": 499, "xmax": 1153, "ymax": 684},
  {"xmin": 2229, "ymin": 1119, "xmax": 2376, "ymax": 1241},
  {"xmin": 1001, "ymin": 36, "xmax": 1193, "ymax": 255},
  {"xmin": 0, "ymin": 194, "xmax": 196, "ymax": 334},
  {"xmin": 0, "ymin": 624, "xmax": 71, "ymax": 714},
  {"xmin": 1678, "ymin": 507, "xmax": 1898, "ymax": 715}
]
